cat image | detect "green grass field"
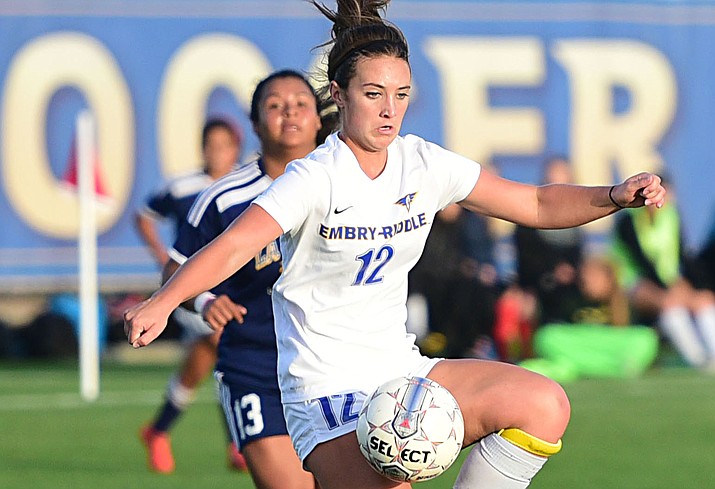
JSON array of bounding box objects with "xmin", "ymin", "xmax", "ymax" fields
[{"xmin": 2, "ymin": 358, "xmax": 714, "ymax": 489}]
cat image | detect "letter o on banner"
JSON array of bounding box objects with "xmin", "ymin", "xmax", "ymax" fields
[
  {"xmin": 2, "ymin": 31, "xmax": 134, "ymax": 239},
  {"xmin": 157, "ymin": 33, "xmax": 272, "ymax": 177}
]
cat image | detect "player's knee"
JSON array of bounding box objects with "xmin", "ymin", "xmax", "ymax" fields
[
  {"xmin": 527, "ymin": 376, "xmax": 571, "ymax": 435},
  {"xmin": 548, "ymin": 378, "xmax": 570, "ymax": 418},
  {"xmin": 692, "ymin": 289, "xmax": 715, "ymax": 310}
]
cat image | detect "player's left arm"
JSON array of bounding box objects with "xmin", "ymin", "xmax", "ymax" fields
[{"xmin": 459, "ymin": 169, "xmax": 665, "ymax": 229}]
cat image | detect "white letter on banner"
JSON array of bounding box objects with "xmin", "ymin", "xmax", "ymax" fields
[
  {"xmin": 423, "ymin": 37, "xmax": 545, "ymax": 164},
  {"xmin": 552, "ymin": 39, "xmax": 676, "ymax": 187},
  {"xmin": 1, "ymin": 32, "xmax": 134, "ymax": 238},
  {"xmin": 157, "ymin": 34, "xmax": 273, "ymax": 177}
]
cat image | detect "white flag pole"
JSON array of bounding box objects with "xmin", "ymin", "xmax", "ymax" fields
[{"xmin": 77, "ymin": 110, "xmax": 100, "ymax": 402}]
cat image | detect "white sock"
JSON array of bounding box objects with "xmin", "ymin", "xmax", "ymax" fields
[
  {"xmin": 694, "ymin": 305, "xmax": 715, "ymax": 359},
  {"xmin": 167, "ymin": 375, "xmax": 195, "ymax": 410},
  {"xmin": 659, "ymin": 307, "xmax": 707, "ymax": 367},
  {"xmin": 453, "ymin": 433, "xmax": 548, "ymax": 489},
  {"xmin": 406, "ymin": 293, "xmax": 430, "ymax": 341}
]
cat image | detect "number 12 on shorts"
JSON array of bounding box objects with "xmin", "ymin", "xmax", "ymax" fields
[{"xmin": 316, "ymin": 393, "xmax": 360, "ymax": 430}]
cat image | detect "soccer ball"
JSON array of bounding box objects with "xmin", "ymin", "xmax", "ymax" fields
[{"xmin": 356, "ymin": 376, "xmax": 464, "ymax": 482}]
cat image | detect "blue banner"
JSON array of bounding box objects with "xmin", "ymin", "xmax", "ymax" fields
[{"xmin": 1, "ymin": 0, "xmax": 714, "ymax": 291}]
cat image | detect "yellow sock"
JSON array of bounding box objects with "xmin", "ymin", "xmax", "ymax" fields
[{"xmin": 499, "ymin": 428, "xmax": 562, "ymax": 457}]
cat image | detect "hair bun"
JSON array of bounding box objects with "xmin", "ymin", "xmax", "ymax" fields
[
  {"xmin": 313, "ymin": 0, "xmax": 390, "ymax": 38},
  {"xmin": 311, "ymin": 0, "xmax": 408, "ymax": 86}
]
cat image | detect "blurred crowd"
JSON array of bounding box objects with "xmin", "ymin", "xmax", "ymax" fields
[
  {"xmin": 3, "ymin": 154, "xmax": 715, "ymax": 381},
  {"xmin": 407, "ymin": 156, "xmax": 715, "ymax": 380}
]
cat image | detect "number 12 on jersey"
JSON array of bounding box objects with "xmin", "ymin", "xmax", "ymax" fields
[{"xmin": 352, "ymin": 245, "xmax": 394, "ymax": 286}]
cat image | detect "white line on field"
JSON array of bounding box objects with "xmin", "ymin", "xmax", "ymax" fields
[{"xmin": 0, "ymin": 390, "xmax": 217, "ymax": 411}]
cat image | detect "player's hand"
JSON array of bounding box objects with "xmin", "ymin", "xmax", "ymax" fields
[
  {"xmin": 201, "ymin": 294, "xmax": 248, "ymax": 331},
  {"xmin": 611, "ymin": 172, "xmax": 666, "ymax": 209},
  {"xmin": 124, "ymin": 297, "xmax": 172, "ymax": 348}
]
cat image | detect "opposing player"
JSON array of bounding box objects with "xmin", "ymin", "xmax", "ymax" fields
[
  {"xmin": 134, "ymin": 117, "xmax": 247, "ymax": 473},
  {"xmin": 125, "ymin": 1, "xmax": 666, "ymax": 487},
  {"xmin": 166, "ymin": 70, "xmax": 327, "ymax": 488}
]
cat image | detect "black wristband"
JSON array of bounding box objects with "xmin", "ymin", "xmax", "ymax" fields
[{"xmin": 609, "ymin": 185, "xmax": 625, "ymax": 209}]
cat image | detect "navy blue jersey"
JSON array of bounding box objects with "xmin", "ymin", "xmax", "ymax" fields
[
  {"xmin": 144, "ymin": 170, "xmax": 214, "ymax": 235},
  {"xmin": 170, "ymin": 160, "xmax": 281, "ymax": 389}
]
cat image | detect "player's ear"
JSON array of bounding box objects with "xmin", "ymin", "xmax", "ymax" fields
[{"xmin": 330, "ymin": 81, "xmax": 345, "ymax": 108}]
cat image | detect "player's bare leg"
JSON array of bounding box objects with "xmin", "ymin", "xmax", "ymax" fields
[
  {"xmin": 242, "ymin": 435, "xmax": 317, "ymax": 489},
  {"xmin": 427, "ymin": 359, "xmax": 568, "ymax": 488},
  {"xmin": 177, "ymin": 331, "xmax": 220, "ymax": 387},
  {"xmin": 305, "ymin": 432, "xmax": 411, "ymax": 489}
]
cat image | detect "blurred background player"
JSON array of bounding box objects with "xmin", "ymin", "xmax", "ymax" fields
[
  {"xmin": 520, "ymin": 253, "xmax": 660, "ymax": 383},
  {"xmin": 134, "ymin": 116, "xmax": 247, "ymax": 473},
  {"xmin": 611, "ymin": 173, "xmax": 715, "ymax": 368},
  {"xmin": 514, "ymin": 156, "xmax": 585, "ymax": 325},
  {"xmin": 408, "ymin": 202, "xmax": 501, "ymax": 360},
  {"xmin": 493, "ymin": 156, "xmax": 585, "ymax": 362},
  {"xmin": 165, "ymin": 69, "xmax": 330, "ymax": 488},
  {"xmin": 567, "ymin": 254, "xmax": 631, "ymax": 326}
]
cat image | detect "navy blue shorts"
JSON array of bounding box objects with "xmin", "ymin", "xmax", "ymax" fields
[{"xmin": 215, "ymin": 370, "xmax": 288, "ymax": 450}]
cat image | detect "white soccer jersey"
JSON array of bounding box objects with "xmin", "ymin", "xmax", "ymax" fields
[{"xmin": 253, "ymin": 133, "xmax": 481, "ymax": 403}]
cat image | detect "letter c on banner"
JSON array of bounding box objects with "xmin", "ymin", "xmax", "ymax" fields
[{"xmin": 2, "ymin": 31, "xmax": 134, "ymax": 239}]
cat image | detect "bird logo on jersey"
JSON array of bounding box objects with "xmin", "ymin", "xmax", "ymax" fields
[{"xmin": 395, "ymin": 192, "xmax": 417, "ymax": 211}]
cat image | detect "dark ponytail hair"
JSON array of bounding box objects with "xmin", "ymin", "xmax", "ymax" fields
[{"xmin": 311, "ymin": 0, "xmax": 409, "ymax": 89}]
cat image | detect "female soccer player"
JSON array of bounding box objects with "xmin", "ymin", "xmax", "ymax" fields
[
  {"xmin": 126, "ymin": 1, "xmax": 666, "ymax": 487},
  {"xmin": 165, "ymin": 70, "xmax": 326, "ymax": 488},
  {"xmin": 135, "ymin": 116, "xmax": 246, "ymax": 473}
]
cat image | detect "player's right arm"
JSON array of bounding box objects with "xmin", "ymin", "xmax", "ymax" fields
[
  {"xmin": 125, "ymin": 204, "xmax": 282, "ymax": 348},
  {"xmin": 162, "ymin": 258, "xmax": 248, "ymax": 330}
]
